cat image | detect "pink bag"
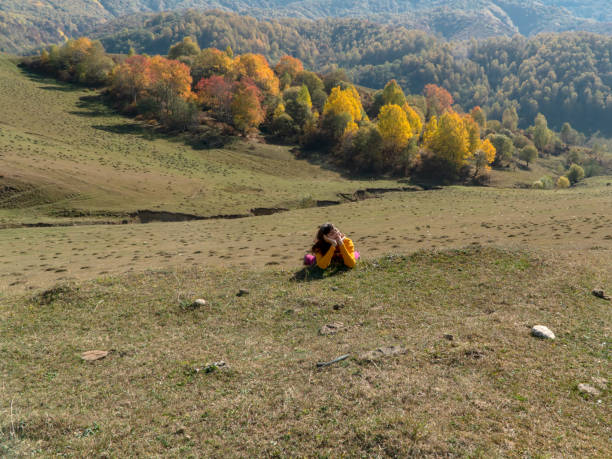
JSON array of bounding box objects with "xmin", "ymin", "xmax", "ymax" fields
[{"xmin": 303, "ymin": 251, "xmax": 360, "ymax": 266}]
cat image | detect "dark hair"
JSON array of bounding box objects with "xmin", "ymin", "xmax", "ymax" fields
[{"xmin": 312, "ymin": 222, "xmax": 334, "ymax": 254}]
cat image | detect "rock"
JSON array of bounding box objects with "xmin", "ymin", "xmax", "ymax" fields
[
  {"xmin": 531, "ymin": 325, "xmax": 555, "ymax": 340},
  {"xmin": 319, "ymin": 322, "xmax": 344, "ymax": 335},
  {"xmin": 577, "ymin": 383, "xmax": 601, "ymax": 397},
  {"xmin": 195, "ymin": 361, "xmax": 228, "ymax": 374},
  {"xmin": 592, "ymin": 288, "xmax": 611, "ymax": 301},
  {"xmin": 331, "ymin": 286, "xmax": 339, "ymax": 291},
  {"xmin": 81, "ymin": 350, "xmax": 109, "ymax": 361},
  {"xmin": 237, "ymin": 289, "xmax": 249, "ymax": 297},
  {"xmin": 332, "ymin": 303, "xmax": 344, "ymax": 311},
  {"xmin": 192, "ymin": 299, "xmax": 207, "ymax": 308},
  {"xmin": 443, "ymin": 334, "xmax": 454, "ymax": 341},
  {"xmin": 359, "ymin": 346, "xmax": 407, "ymax": 362}
]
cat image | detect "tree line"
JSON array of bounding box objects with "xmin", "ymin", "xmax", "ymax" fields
[
  {"xmin": 95, "ymin": 11, "xmax": 612, "ymax": 136},
  {"xmin": 24, "ymin": 36, "xmax": 607, "ymax": 185}
]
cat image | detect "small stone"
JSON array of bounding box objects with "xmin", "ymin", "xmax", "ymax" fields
[
  {"xmin": 359, "ymin": 346, "xmax": 407, "ymax": 362},
  {"xmin": 174, "ymin": 426, "xmax": 186, "ymax": 435},
  {"xmin": 531, "ymin": 325, "xmax": 555, "ymax": 340},
  {"xmin": 319, "ymin": 322, "xmax": 344, "ymax": 335},
  {"xmin": 331, "ymin": 286, "xmax": 338, "ymax": 291},
  {"xmin": 592, "ymin": 288, "xmax": 611, "ymax": 301},
  {"xmin": 443, "ymin": 334, "xmax": 454, "ymax": 341},
  {"xmin": 332, "ymin": 303, "xmax": 344, "ymax": 311},
  {"xmin": 81, "ymin": 350, "xmax": 109, "ymax": 361},
  {"xmin": 578, "ymin": 383, "xmax": 601, "ymax": 397},
  {"xmin": 192, "ymin": 299, "xmax": 207, "ymax": 307},
  {"xmin": 237, "ymin": 289, "xmax": 249, "ymax": 297}
]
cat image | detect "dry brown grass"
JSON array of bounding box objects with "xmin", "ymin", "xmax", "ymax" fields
[{"xmin": 0, "ymin": 247, "xmax": 610, "ymax": 457}]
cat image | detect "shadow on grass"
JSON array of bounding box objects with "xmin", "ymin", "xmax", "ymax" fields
[
  {"xmin": 93, "ymin": 123, "xmax": 145, "ymax": 135},
  {"xmin": 291, "ymin": 264, "xmax": 352, "ymax": 282}
]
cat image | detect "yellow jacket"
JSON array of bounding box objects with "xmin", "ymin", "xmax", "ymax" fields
[{"xmin": 315, "ymin": 237, "xmax": 356, "ymax": 269}]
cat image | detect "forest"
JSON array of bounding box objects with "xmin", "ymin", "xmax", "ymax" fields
[
  {"xmin": 92, "ymin": 11, "xmax": 612, "ymax": 136},
  {"xmin": 2, "ymin": 0, "xmax": 612, "ymax": 53},
  {"xmin": 24, "ymin": 35, "xmax": 609, "ymax": 187}
]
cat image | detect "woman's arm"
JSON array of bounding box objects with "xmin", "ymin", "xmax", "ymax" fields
[
  {"xmin": 338, "ymin": 237, "xmax": 356, "ymax": 268},
  {"xmin": 316, "ymin": 244, "xmax": 336, "ymax": 269}
]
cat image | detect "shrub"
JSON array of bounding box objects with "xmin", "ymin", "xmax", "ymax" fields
[
  {"xmin": 556, "ymin": 176, "xmax": 570, "ymax": 188},
  {"xmin": 566, "ymin": 164, "xmax": 585, "ymax": 184},
  {"xmin": 539, "ymin": 175, "xmax": 554, "ymax": 189},
  {"xmin": 519, "ymin": 145, "xmax": 538, "ymax": 167}
]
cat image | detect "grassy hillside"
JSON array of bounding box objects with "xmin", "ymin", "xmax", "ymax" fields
[
  {"xmin": 0, "ymin": 54, "xmax": 399, "ymax": 225},
  {"xmin": 0, "ymin": 247, "xmax": 609, "ymax": 456}
]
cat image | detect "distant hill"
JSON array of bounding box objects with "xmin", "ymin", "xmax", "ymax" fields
[{"xmin": 2, "ymin": 0, "xmax": 612, "ymax": 53}]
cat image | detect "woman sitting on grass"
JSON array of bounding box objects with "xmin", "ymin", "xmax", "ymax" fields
[{"xmin": 304, "ymin": 223, "xmax": 359, "ymax": 269}]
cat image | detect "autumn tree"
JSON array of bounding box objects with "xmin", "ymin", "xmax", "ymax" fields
[
  {"xmin": 233, "ymin": 53, "xmax": 280, "ymax": 96},
  {"xmin": 463, "ymin": 114, "xmax": 481, "ymax": 154},
  {"xmin": 110, "ymin": 55, "xmax": 151, "ymax": 103},
  {"xmin": 41, "ymin": 37, "xmax": 114, "ymax": 85},
  {"xmin": 231, "ymin": 80, "xmax": 265, "ymax": 133},
  {"xmin": 400, "ymin": 104, "xmax": 423, "ymax": 136},
  {"xmin": 424, "ymin": 111, "xmax": 471, "ymax": 172},
  {"xmin": 274, "ymin": 55, "xmax": 304, "ymax": 81},
  {"xmin": 323, "ymin": 86, "xmax": 364, "ymax": 123},
  {"xmin": 195, "ymin": 75, "xmax": 234, "ymax": 122},
  {"xmin": 377, "ymin": 104, "xmax": 412, "ymax": 152},
  {"xmin": 472, "ymin": 138, "xmax": 497, "ymax": 176},
  {"xmin": 424, "ymin": 84, "xmax": 453, "ymax": 118},
  {"xmin": 147, "ymin": 56, "xmax": 193, "ymax": 108}
]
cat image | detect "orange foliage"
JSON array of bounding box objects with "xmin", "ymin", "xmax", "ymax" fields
[
  {"xmin": 424, "ymin": 84, "xmax": 453, "ymax": 117},
  {"xmin": 274, "ymin": 55, "xmax": 304, "ymax": 78},
  {"xmin": 233, "ymin": 53, "xmax": 280, "ymax": 96}
]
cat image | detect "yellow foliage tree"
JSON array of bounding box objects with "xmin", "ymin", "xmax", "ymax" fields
[
  {"xmin": 323, "ymin": 86, "xmax": 364, "ymax": 123},
  {"xmin": 473, "ymin": 138, "xmax": 497, "ymax": 175},
  {"xmin": 402, "ymin": 103, "xmax": 423, "ymax": 136},
  {"xmin": 423, "ymin": 116, "xmax": 438, "ymax": 146},
  {"xmin": 462, "ymin": 114, "xmax": 481, "ymax": 154},
  {"xmin": 377, "ymin": 104, "xmax": 413, "ymax": 151},
  {"xmin": 344, "ymin": 120, "xmax": 359, "ymax": 137},
  {"xmin": 424, "ymin": 111, "xmax": 472, "ymax": 170}
]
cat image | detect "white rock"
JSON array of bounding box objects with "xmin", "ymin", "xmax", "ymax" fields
[
  {"xmin": 193, "ymin": 299, "xmax": 207, "ymax": 307},
  {"xmin": 578, "ymin": 383, "xmax": 601, "ymax": 397},
  {"xmin": 531, "ymin": 325, "xmax": 555, "ymax": 340}
]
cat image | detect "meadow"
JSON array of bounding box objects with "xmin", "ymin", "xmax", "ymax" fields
[{"xmin": 0, "ymin": 54, "xmax": 610, "ymax": 457}]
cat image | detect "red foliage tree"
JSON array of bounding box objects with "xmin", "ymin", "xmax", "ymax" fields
[
  {"xmin": 195, "ymin": 75, "xmax": 234, "ymax": 122},
  {"xmin": 424, "ymin": 84, "xmax": 454, "ymax": 118}
]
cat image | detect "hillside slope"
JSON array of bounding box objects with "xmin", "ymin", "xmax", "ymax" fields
[
  {"xmin": 1, "ymin": 0, "xmax": 612, "ymax": 52},
  {"xmin": 0, "ymin": 54, "xmax": 397, "ymax": 225},
  {"xmin": 1, "ymin": 247, "xmax": 610, "ymax": 455}
]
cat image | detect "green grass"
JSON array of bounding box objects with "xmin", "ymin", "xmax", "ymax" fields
[{"xmin": 0, "ymin": 247, "xmax": 609, "ymax": 456}]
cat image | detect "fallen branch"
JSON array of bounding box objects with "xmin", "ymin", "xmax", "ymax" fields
[{"xmin": 316, "ymin": 354, "xmax": 350, "ymax": 368}]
